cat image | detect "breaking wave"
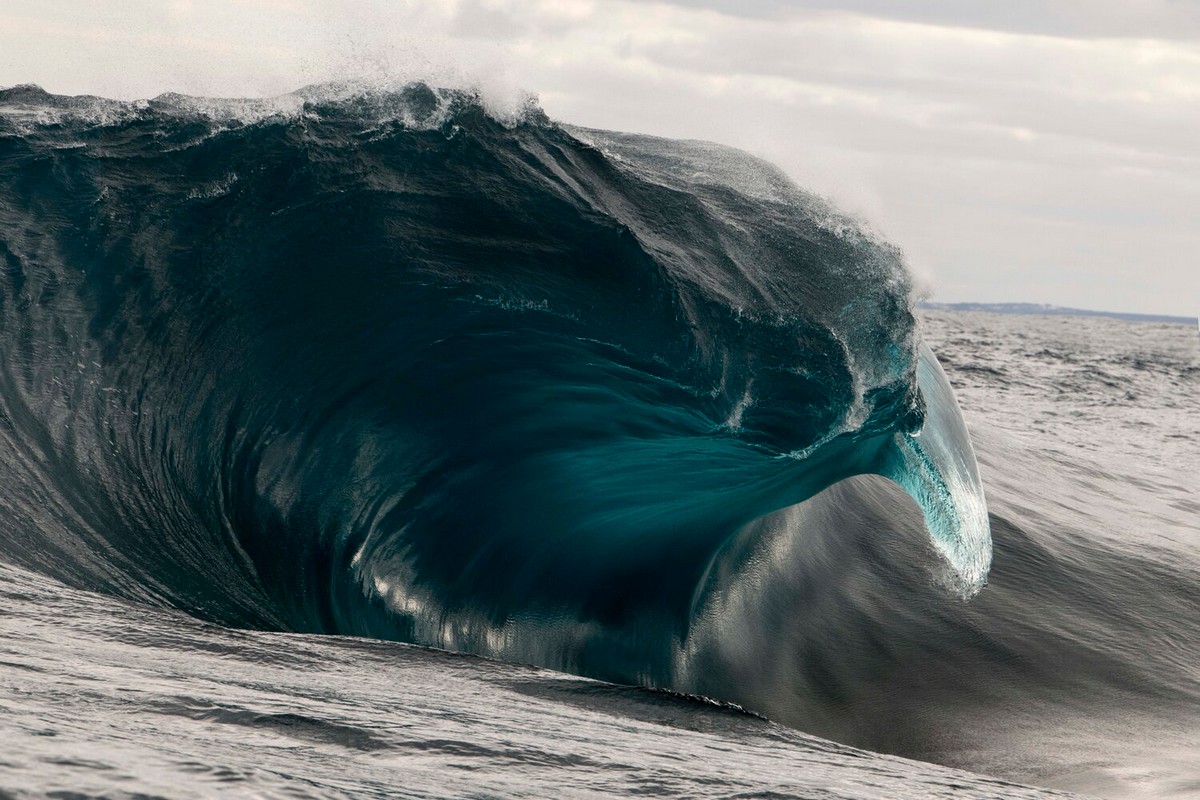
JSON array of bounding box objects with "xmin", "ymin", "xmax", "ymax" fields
[{"xmin": 0, "ymin": 82, "xmax": 988, "ymax": 689}]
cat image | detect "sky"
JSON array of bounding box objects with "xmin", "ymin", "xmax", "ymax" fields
[{"xmin": 2, "ymin": 0, "xmax": 1198, "ymax": 316}]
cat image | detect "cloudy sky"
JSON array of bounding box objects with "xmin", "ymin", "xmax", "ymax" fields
[{"xmin": 2, "ymin": 0, "xmax": 1198, "ymax": 316}]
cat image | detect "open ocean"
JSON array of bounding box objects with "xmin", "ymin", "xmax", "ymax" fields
[{"xmin": 0, "ymin": 84, "xmax": 1196, "ymax": 799}]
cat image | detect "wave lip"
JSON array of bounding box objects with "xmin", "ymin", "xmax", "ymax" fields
[{"xmin": 884, "ymin": 345, "xmax": 991, "ymax": 594}]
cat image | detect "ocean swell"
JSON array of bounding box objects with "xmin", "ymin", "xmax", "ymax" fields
[{"xmin": 0, "ymin": 83, "xmax": 989, "ymax": 688}]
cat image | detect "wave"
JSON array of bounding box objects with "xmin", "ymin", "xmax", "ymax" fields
[{"xmin": 0, "ymin": 82, "xmax": 988, "ymax": 688}]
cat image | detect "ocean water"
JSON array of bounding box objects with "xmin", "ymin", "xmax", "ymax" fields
[
  {"xmin": 0, "ymin": 83, "xmax": 1196, "ymax": 798},
  {"xmin": 901, "ymin": 311, "xmax": 1200, "ymax": 797},
  {"xmin": 0, "ymin": 556, "xmax": 1068, "ymax": 800}
]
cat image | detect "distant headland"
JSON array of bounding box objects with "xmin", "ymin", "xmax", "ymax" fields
[{"xmin": 919, "ymin": 301, "xmax": 1197, "ymax": 327}]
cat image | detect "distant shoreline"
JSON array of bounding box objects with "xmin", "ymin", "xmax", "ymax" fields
[{"xmin": 919, "ymin": 301, "xmax": 1197, "ymax": 327}]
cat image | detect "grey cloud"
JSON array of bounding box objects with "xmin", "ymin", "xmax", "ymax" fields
[{"xmin": 664, "ymin": 0, "xmax": 1200, "ymax": 40}]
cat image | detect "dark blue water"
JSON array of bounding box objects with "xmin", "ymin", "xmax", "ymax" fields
[{"xmin": 0, "ymin": 83, "xmax": 1196, "ymax": 799}]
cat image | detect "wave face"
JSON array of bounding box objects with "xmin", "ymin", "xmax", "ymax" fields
[{"xmin": 0, "ymin": 83, "xmax": 989, "ymax": 687}]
